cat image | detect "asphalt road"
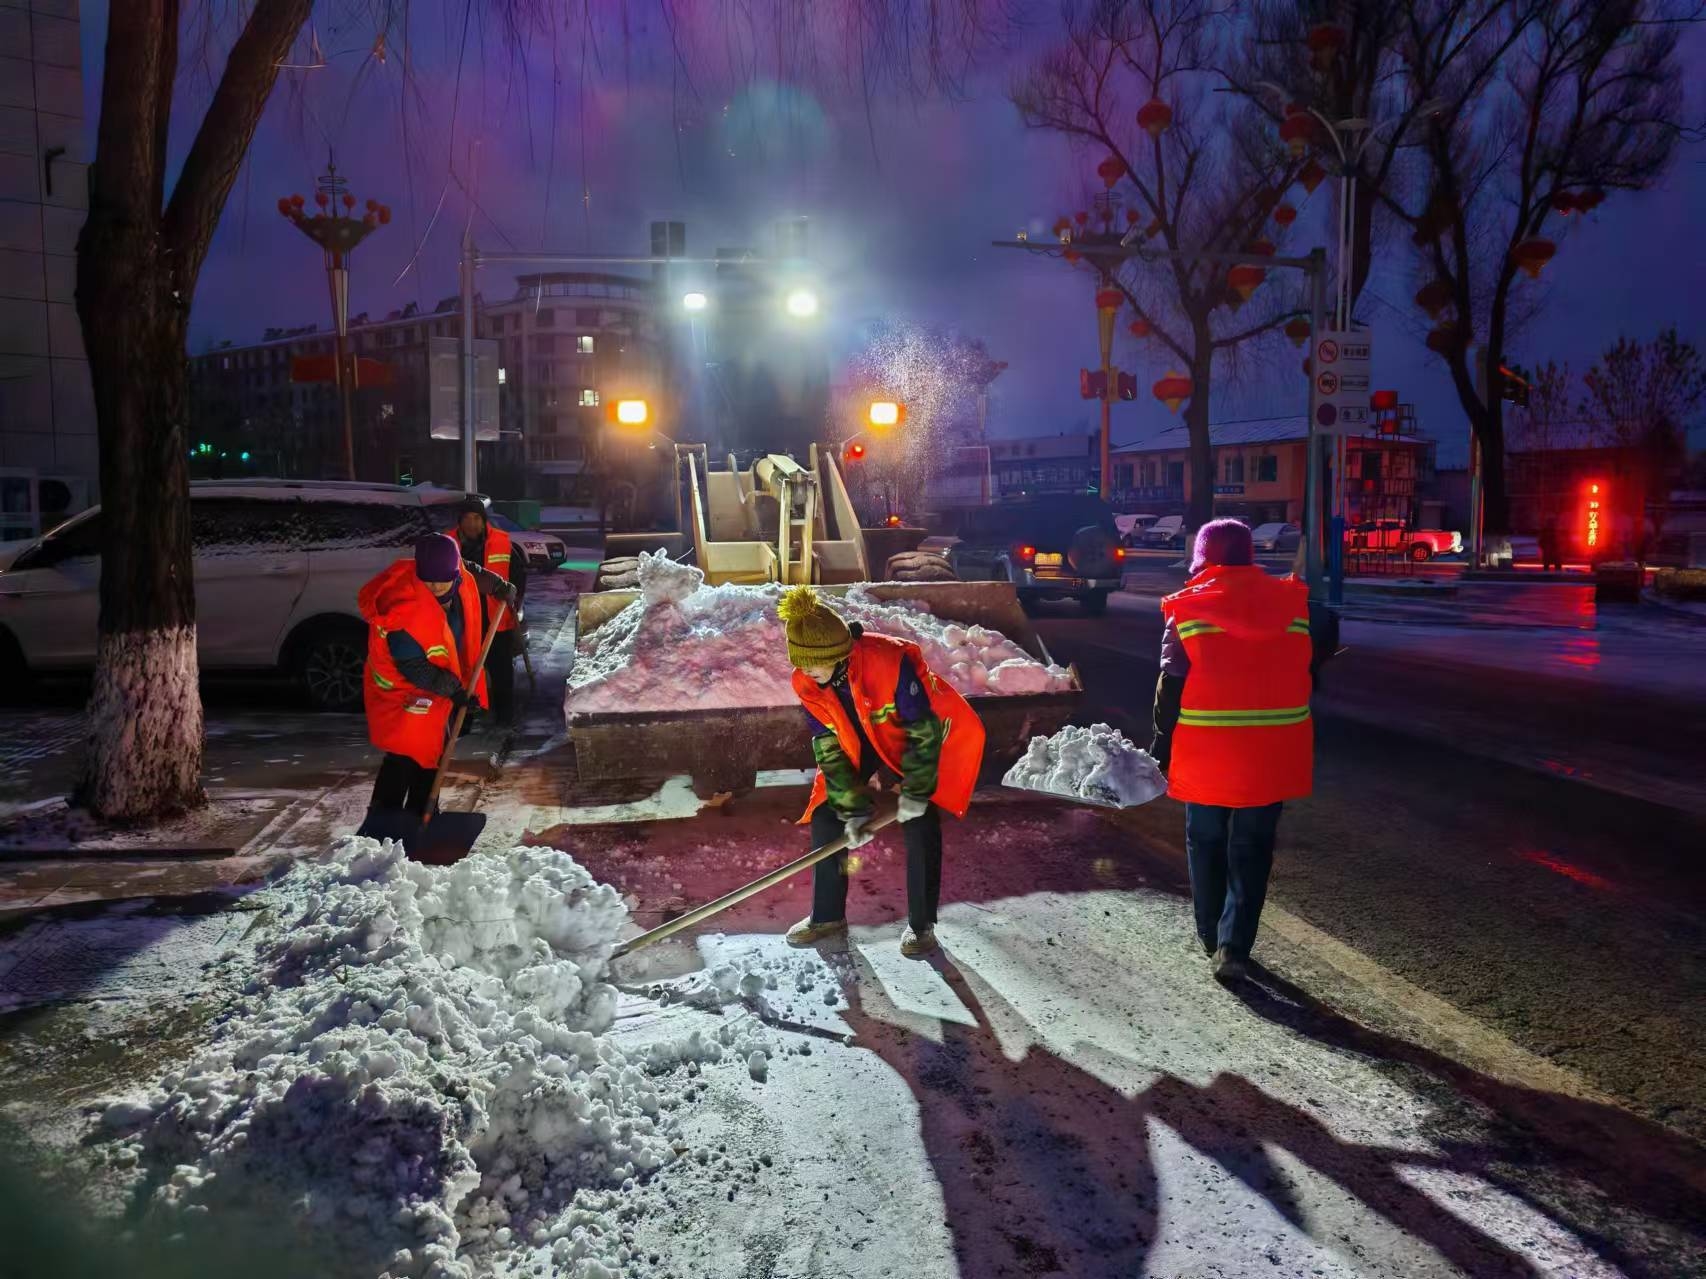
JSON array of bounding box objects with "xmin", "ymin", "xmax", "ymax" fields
[{"xmin": 1028, "ymin": 593, "xmax": 1706, "ymax": 1144}]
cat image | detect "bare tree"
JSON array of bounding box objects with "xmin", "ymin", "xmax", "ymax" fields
[
  {"xmin": 1580, "ymin": 329, "xmax": 1706, "ymax": 542},
  {"xmin": 1014, "ymin": 0, "xmax": 1304, "ymax": 529},
  {"xmin": 74, "ymin": 0, "xmax": 1020, "ymax": 823}
]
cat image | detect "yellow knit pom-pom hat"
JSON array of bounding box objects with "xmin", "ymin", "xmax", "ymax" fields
[{"xmin": 778, "ymin": 584, "xmax": 853, "ymax": 669}]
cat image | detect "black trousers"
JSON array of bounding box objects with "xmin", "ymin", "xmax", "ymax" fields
[
  {"xmin": 1184, "ymin": 801, "xmax": 1283, "ymax": 958},
  {"xmin": 486, "ymin": 629, "xmax": 517, "ymax": 725},
  {"xmin": 810, "ymin": 798, "xmax": 944, "ymax": 934},
  {"xmin": 371, "ymin": 752, "xmax": 436, "ymax": 816}
]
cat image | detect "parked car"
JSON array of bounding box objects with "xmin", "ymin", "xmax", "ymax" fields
[
  {"xmin": 422, "ymin": 493, "xmax": 567, "ymax": 570},
  {"xmin": 947, "ymin": 495, "xmax": 1125, "ymax": 614},
  {"xmin": 1114, "ymin": 513, "xmax": 1161, "ymax": 547},
  {"xmin": 0, "ymin": 479, "xmax": 441, "ymax": 711},
  {"xmin": 1249, "ymin": 522, "xmax": 1302, "ymax": 554},
  {"xmin": 1347, "ymin": 518, "xmax": 1463, "ymax": 562},
  {"xmin": 1141, "ymin": 514, "xmax": 1187, "ymax": 548}
]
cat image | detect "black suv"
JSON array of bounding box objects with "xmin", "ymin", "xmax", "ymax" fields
[{"xmin": 946, "ymin": 495, "xmax": 1125, "ymax": 615}]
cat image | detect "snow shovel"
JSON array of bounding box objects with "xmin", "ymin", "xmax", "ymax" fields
[
  {"xmin": 613, "ymin": 808, "xmax": 900, "ymax": 958},
  {"xmin": 357, "ymin": 599, "xmax": 509, "ymax": 864}
]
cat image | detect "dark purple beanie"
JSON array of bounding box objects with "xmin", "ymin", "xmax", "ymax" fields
[
  {"xmin": 1189, "ymin": 518, "xmax": 1255, "ymax": 574},
  {"xmin": 414, "ymin": 533, "xmax": 463, "ymax": 581}
]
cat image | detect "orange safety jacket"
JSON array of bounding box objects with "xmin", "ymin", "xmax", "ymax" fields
[
  {"xmin": 476, "ymin": 525, "xmax": 518, "ymax": 633},
  {"xmin": 358, "ymin": 560, "xmax": 489, "ymax": 769},
  {"xmin": 1159, "ymin": 565, "xmax": 1313, "ymax": 808},
  {"xmin": 793, "ymin": 632, "xmax": 987, "ymax": 822}
]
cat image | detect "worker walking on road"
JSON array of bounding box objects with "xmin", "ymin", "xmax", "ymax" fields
[
  {"xmin": 780, "ymin": 585, "xmax": 986, "ymax": 957},
  {"xmin": 454, "ymin": 498, "xmax": 527, "ymax": 728},
  {"xmin": 1150, "ymin": 520, "xmax": 1313, "ymax": 984},
  {"xmin": 358, "ymin": 534, "xmax": 517, "ymax": 817}
]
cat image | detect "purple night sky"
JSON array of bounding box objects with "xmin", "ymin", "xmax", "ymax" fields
[{"xmin": 80, "ymin": 5, "xmax": 1706, "ymax": 466}]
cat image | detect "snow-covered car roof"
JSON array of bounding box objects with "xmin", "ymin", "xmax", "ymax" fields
[{"xmin": 188, "ymin": 479, "xmax": 428, "ymax": 505}]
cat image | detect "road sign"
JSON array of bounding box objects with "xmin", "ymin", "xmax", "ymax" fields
[
  {"xmin": 428, "ymin": 336, "xmax": 500, "ymax": 441},
  {"xmin": 1311, "ymin": 328, "xmax": 1372, "ymax": 435}
]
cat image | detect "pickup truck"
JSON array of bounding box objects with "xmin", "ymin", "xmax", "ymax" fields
[{"xmin": 1347, "ymin": 519, "xmax": 1463, "ymax": 562}]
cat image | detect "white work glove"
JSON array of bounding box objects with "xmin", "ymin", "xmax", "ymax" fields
[
  {"xmin": 844, "ymin": 815, "xmax": 875, "ymax": 850},
  {"xmin": 897, "ymin": 794, "xmax": 931, "ymax": 824}
]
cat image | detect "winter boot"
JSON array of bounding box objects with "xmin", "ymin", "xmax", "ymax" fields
[
  {"xmin": 1212, "ymin": 946, "xmax": 1249, "ymax": 984},
  {"xmin": 786, "ymin": 917, "xmax": 847, "ymax": 947},
  {"xmin": 900, "ymin": 925, "xmax": 938, "ymax": 958}
]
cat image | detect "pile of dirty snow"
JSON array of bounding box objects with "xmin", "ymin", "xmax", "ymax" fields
[
  {"xmin": 1003, "ymin": 723, "xmax": 1168, "ymax": 808},
  {"xmin": 98, "ymin": 837, "xmax": 774, "ymax": 1279},
  {"xmin": 567, "ymin": 550, "xmax": 1073, "ymax": 713}
]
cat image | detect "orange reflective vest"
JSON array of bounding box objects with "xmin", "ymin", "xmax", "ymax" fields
[
  {"xmin": 476, "ymin": 525, "xmax": 518, "ymax": 633},
  {"xmin": 1159, "ymin": 565, "xmax": 1313, "ymax": 808},
  {"xmin": 793, "ymin": 632, "xmax": 986, "ymax": 822},
  {"xmin": 359, "ymin": 560, "xmax": 489, "ymax": 769}
]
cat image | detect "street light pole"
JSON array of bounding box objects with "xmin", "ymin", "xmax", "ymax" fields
[{"xmin": 460, "ymin": 224, "xmax": 478, "ymax": 494}]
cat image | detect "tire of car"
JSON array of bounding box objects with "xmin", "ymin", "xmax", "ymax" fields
[
  {"xmin": 291, "ymin": 619, "xmax": 368, "ymax": 712},
  {"xmin": 1081, "ymin": 589, "xmax": 1109, "ymax": 616},
  {"xmin": 1408, "ymin": 542, "xmax": 1433, "ymax": 562}
]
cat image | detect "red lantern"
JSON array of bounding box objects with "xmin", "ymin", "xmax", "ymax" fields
[
  {"xmin": 1145, "ymin": 216, "xmax": 1164, "ymax": 239},
  {"xmin": 314, "ymin": 191, "xmax": 329, "ymax": 208},
  {"xmin": 1125, "ymin": 207, "xmax": 1140, "ymax": 225},
  {"xmin": 1413, "ymin": 279, "xmax": 1451, "ymax": 318},
  {"xmin": 1278, "ymin": 114, "xmax": 1314, "ymax": 157},
  {"xmin": 1095, "ymin": 288, "xmax": 1124, "ymax": 311},
  {"xmin": 1298, "ymin": 159, "xmax": 1327, "ymax": 196},
  {"xmin": 289, "ymin": 193, "xmax": 305, "ymax": 208},
  {"xmin": 1512, "ymin": 237, "xmax": 1555, "ymax": 279},
  {"xmin": 1283, "ymin": 316, "xmax": 1310, "ymax": 348},
  {"xmin": 1136, "ymin": 98, "xmax": 1173, "ymax": 139},
  {"xmin": 1578, "ymin": 187, "xmax": 1605, "ymax": 212},
  {"xmin": 1153, "ymin": 372, "xmax": 1193, "ymax": 414},
  {"xmin": 1307, "ymin": 22, "xmax": 1347, "ymax": 69},
  {"xmin": 276, "ymin": 196, "xmax": 293, "ymax": 216},
  {"xmin": 1273, "ymin": 202, "xmax": 1297, "ymax": 228},
  {"xmin": 1063, "ymin": 249, "xmax": 1082, "ymax": 263},
  {"xmin": 1096, "ymin": 155, "xmax": 1128, "ymax": 189},
  {"xmin": 1226, "ymin": 263, "xmax": 1266, "ymax": 304},
  {"xmin": 1245, "ymin": 237, "xmax": 1276, "ymax": 258},
  {"xmin": 1053, "ymin": 216, "xmax": 1072, "ymax": 241},
  {"xmin": 1551, "ymin": 191, "xmax": 1580, "ymax": 215},
  {"xmin": 1074, "ymin": 210, "xmax": 1089, "ymax": 226},
  {"xmin": 377, "ymin": 205, "xmax": 391, "ymax": 225},
  {"xmin": 341, "ymin": 192, "xmax": 356, "ymax": 210},
  {"xmin": 1129, "ymin": 318, "xmax": 1153, "ymax": 339}
]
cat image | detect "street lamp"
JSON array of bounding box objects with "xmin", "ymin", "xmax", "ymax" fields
[
  {"xmin": 682, "ymin": 291, "xmax": 709, "ymax": 312},
  {"xmin": 783, "ymin": 287, "xmax": 820, "ymax": 319},
  {"xmin": 867, "ymin": 400, "xmax": 905, "ymax": 429},
  {"xmin": 612, "ymin": 398, "xmax": 651, "ymax": 427}
]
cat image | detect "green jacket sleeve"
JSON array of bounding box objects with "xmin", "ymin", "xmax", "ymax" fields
[
  {"xmin": 899, "ymin": 714, "xmax": 944, "ymax": 800},
  {"xmin": 812, "ymin": 732, "xmax": 874, "ymax": 821}
]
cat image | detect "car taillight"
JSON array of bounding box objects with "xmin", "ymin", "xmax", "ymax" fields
[
  {"xmin": 1017, "ymin": 544, "xmax": 1036, "ymax": 561},
  {"xmin": 1114, "ymin": 546, "xmax": 1126, "ymax": 560}
]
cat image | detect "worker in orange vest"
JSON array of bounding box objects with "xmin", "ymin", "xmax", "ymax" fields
[
  {"xmin": 359, "ymin": 533, "xmax": 517, "ymax": 817},
  {"xmin": 779, "ymin": 585, "xmax": 987, "ymax": 957},
  {"xmin": 1151, "ymin": 519, "xmax": 1313, "ymax": 984},
  {"xmin": 454, "ymin": 498, "xmax": 526, "ymax": 727}
]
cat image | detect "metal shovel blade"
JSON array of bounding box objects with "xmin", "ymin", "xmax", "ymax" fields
[
  {"xmin": 354, "ymin": 808, "xmax": 487, "ymax": 864},
  {"xmin": 1000, "ymin": 780, "xmax": 1132, "ymax": 809}
]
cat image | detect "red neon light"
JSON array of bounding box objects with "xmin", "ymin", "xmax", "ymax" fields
[{"xmin": 1583, "ymin": 479, "xmax": 1606, "ymax": 551}]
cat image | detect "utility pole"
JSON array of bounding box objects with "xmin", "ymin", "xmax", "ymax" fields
[{"xmin": 460, "ymin": 225, "xmax": 478, "ymax": 493}]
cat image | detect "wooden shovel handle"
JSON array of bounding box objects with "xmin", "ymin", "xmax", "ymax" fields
[{"xmin": 420, "ymin": 597, "xmax": 509, "ymax": 822}]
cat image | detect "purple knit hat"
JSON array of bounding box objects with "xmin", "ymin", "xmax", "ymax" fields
[
  {"xmin": 1189, "ymin": 518, "xmax": 1255, "ymax": 574},
  {"xmin": 414, "ymin": 533, "xmax": 463, "ymax": 581}
]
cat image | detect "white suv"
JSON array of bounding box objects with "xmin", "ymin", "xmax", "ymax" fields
[{"xmin": 0, "ymin": 479, "xmax": 440, "ymax": 711}]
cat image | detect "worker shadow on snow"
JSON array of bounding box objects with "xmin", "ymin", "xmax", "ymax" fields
[
  {"xmin": 839, "ymin": 954, "xmax": 1682, "ymax": 1279},
  {"xmin": 1234, "ymin": 962, "xmax": 1706, "ymax": 1278}
]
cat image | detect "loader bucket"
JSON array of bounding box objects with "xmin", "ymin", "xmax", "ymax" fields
[{"xmin": 567, "ymin": 577, "xmax": 1080, "ymax": 794}]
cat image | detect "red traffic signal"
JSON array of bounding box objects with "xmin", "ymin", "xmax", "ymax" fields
[
  {"xmin": 1079, "ymin": 368, "xmax": 1107, "ymax": 400},
  {"xmin": 1117, "ymin": 371, "xmax": 1137, "ymax": 401},
  {"xmin": 844, "ymin": 441, "xmax": 867, "ymax": 463}
]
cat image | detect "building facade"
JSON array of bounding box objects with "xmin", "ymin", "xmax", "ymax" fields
[
  {"xmin": 0, "ymin": 0, "xmax": 96, "ymax": 537},
  {"xmin": 989, "ymin": 432, "xmax": 1099, "ymax": 498},
  {"xmin": 1112, "ymin": 417, "xmax": 1436, "ymax": 527},
  {"xmin": 188, "ymin": 272, "xmax": 662, "ymax": 508}
]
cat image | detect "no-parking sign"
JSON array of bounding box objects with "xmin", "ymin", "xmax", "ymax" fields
[{"xmin": 1311, "ymin": 329, "xmax": 1371, "ymax": 434}]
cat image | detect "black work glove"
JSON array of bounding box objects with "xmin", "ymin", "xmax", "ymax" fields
[
  {"xmin": 498, "ymin": 581, "xmax": 521, "ymax": 611},
  {"xmin": 450, "ymin": 688, "xmax": 473, "ymax": 711}
]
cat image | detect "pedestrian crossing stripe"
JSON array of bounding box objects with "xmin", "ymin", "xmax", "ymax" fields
[
  {"xmin": 1176, "ymin": 620, "xmax": 1225, "ymax": 639},
  {"xmin": 1179, "ymin": 705, "xmax": 1311, "ymax": 727}
]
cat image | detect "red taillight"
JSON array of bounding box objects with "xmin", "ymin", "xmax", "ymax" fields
[
  {"xmin": 1018, "ymin": 544, "xmax": 1036, "ymax": 561},
  {"xmin": 1114, "ymin": 546, "xmax": 1126, "ymax": 560}
]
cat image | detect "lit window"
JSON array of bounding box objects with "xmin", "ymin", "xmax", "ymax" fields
[
  {"xmin": 579, "ymin": 388, "xmax": 600, "ymax": 407},
  {"xmin": 578, "ymin": 335, "xmax": 595, "ymax": 354}
]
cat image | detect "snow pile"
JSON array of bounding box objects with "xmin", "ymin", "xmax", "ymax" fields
[
  {"xmin": 568, "ymin": 568, "xmax": 1073, "ymax": 713},
  {"xmin": 1003, "ymin": 722, "xmax": 1168, "ymax": 808},
  {"xmin": 98, "ymin": 838, "xmax": 772, "ymax": 1279}
]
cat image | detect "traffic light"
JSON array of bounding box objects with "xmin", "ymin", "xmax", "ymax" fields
[
  {"xmin": 1079, "ymin": 369, "xmax": 1107, "ymax": 400},
  {"xmin": 1116, "ymin": 371, "xmax": 1137, "ymax": 401},
  {"xmin": 843, "ymin": 441, "xmax": 867, "ymax": 464}
]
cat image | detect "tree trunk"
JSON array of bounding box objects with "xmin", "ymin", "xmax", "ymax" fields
[
  {"xmin": 74, "ymin": 222, "xmax": 204, "ymax": 819},
  {"xmin": 1184, "ymin": 345, "xmax": 1216, "ymax": 532},
  {"xmin": 1479, "ymin": 393, "xmax": 1511, "ymax": 536}
]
